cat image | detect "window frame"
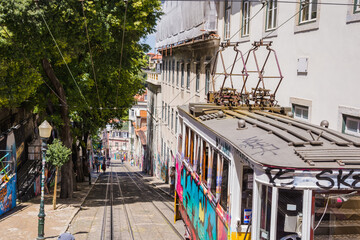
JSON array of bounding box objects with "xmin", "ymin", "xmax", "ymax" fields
[
  {"xmin": 195, "ymin": 63, "xmax": 200, "ymax": 92},
  {"xmin": 186, "ymin": 63, "xmax": 191, "ymax": 90},
  {"xmin": 265, "ymin": 0, "xmax": 277, "ymax": 31},
  {"xmin": 181, "ymin": 63, "xmax": 184, "ymax": 88},
  {"xmin": 205, "ymin": 65, "xmax": 210, "ymax": 95},
  {"xmin": 242, "ymin": 0, "xmax": 251, "ymax": 37},
  {"xmin": 176, "ymin": 61, "xmax": 179, "ymax": 86},
  {"xmin": 293, "ymin": 104, "xmax": 309, "ymax": 121},
  {"xmin": 355, "ymin": 0, "xmax": 360, "ymax": 13},
  {"xmin": 224, "ymin": 0, "xmax": 232, "ymax": 39},
  {"xmin": 299, "ymin": 0, "xmax": 318, "ymax": 24},
  {"xmin": 343, "ymin": 115, "xmax": 360, "ymax": 137},
  {"xmin": 172, "ymin": 60, "xmax": 175, "ymax": 84}
]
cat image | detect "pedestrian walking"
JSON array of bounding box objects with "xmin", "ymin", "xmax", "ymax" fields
[
  {"xmin": 58, "ymin": 232, "xmax": 75, "ymax": 240},
  {"xmin": 95, "ymin": 158, "xmax": 99, "ymax": 173},
  {"xmin": 101, "ymin": 160, "xmax": 106, "ymax": 172},
  {"xmin": 170, "ymin": 166, "xmax": 175, "ymax": 196}
]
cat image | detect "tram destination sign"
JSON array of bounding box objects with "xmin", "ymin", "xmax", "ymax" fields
[{"xmin": 256, "ymin": 167, "xmax": 360, "ymax": 190}]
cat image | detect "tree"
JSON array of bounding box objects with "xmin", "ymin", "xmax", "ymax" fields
[
  {"xmin": 45, "ymin": 139, "xmax": 72, "ymax": 209},
  {"xmin": 0, "ymin": 0, "xmax": 161, "ymax": 198}
]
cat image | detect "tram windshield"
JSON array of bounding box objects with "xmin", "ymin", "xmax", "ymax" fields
[{"xmin": 313, "ymin": 191, "xmax": 360, "ymax": 239}]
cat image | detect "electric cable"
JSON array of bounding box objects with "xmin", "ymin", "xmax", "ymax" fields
[
  {"xmin": 38, "ymin": 6, "xmax": 91, "ymax": 109},
  {"xmin": 115, "ymin": 0, "xmax": 129, "ymax": 108},
  {"xmin": 80, "ymin": 0, "xmax": 102, "ymax": 109}
]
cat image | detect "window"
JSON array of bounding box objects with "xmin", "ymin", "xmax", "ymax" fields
[
  {"xmin": 164, "ymin": 61, "xmax": 167, "ymax": 82},
  {"xmin": 172, "ymin": 60, "xmax": 175, "ymax": 84},
  {"xmin": 164, "ymin": 103, "xmax": 167, "ymax": 122},
  {"xmin": 219, "ymin": 158, "xmax": 229, "ymax": 210},
  {"xmin": 343, "ymin": 115, "xmax": 360, "ymax": 137},
  {"xmin": 181, "ymin": 63, "xmax": 184, "ymax": 88},
  {"xmin": 171, "ymin": 108, "xmax": 174, "ymax": 130},
  {"xmin": 265, "ymin": 0, "xmax": 277, "ymax": 31},
  {"xmin": 242, "ymin": 1, "xmax": 251, "ymax": 36},
  {"xmin": 175, "ymin": 111, "xmax": 178, "ymax": 134},
  {"xmin": 168, "ymin": 60, "xmax": 171, "ymax": 83},
  {"xmin": 293, "ymin": 104, "xmax": 309, "ymax": 121},
  {"xmin": 176, "ymin": 62, "xmax": 179, "ymax": 86},
  {"xmin": 202, "ymin": 141, "xmax": 209, "ymax": 183},
  {"xmin": 162, "ymin": 61, "xmax": 165, "ymax": 81},
  {"xmin": 205, "ymin": 65, "xmax": 210, "ymax": 95},
  {"xmin": 313, "ymin": 191, "xmax": 360, "ymax": 239},
  {"xmin": 195, "ymin": 63, "xmax": 200, "ymax": 92},
  {"xmin": 186, "ymin": 63, "xmax": 190, "ymax": 89},
  {"xmin": 224, "ymin": 0, "xmax": 231, "ymax": 39},
  {"xmin": 168, "ymin": 106, "xmax": 170, "ymax": 126},
  {"xmin": 355, "ymin": 0, "xmax": 360, "ymax": 13},
  {"xmin": 260, "ymin": 185, "xmax": 272, "ymax": 240},
  {"xmin": 210, "ymin": 151, "xmax": 218, "ymax": 197},
  {"xmin": 299, "ymin": 0, "xmax": 317, "ymax": 24}
]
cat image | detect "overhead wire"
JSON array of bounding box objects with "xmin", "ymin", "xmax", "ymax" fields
[
  {"xmin": 80, "ymin": 0, "xmax": 102, "ymax": 109},
  {"xmin": 37, "ymin": 4, "xmax": 91, "ymax": 109},
  {"xmin": 115, "ymin": 0, "xmax": 129, "ymax": 108}
]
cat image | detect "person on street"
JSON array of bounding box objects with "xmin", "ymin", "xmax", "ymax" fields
[
  {"xmin": 95, "ymin": 158, "xmax": 99, "ymax": 173},
  {"xmin": 170, "ymin": 166, "xmax": 175, "ymax": 196},
  {"xmin": 102, "ymin": 159, "xmax": 106, "ymax": 172}
]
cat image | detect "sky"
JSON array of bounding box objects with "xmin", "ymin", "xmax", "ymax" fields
[{"xmin": 143, "ymin": 33, "xmax": 156, "ymax": 54}]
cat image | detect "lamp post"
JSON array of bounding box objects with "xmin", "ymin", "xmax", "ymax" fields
[{"xmin": 37, "ymin": 120, "xmax": 52, "ymax": 240}]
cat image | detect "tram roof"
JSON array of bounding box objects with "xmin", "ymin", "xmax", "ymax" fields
[{"xmin": 179, "ymin": 103, "xmax": 360, "ymax": 169}]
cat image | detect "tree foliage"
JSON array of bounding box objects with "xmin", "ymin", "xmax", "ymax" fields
[
  {"xmin": 46, "ymin": 139, "xmax": 72, "ymax": 167},
  {"xmin": 0, "ymin": 0, "xmax": 162, "ymax": 197}
]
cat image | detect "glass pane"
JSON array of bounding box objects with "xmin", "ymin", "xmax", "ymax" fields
[
  {"xmin": 303, "ymin": 109, "xmax": 309, "ymax": 119},
  {"xmin": 311, "ymin": 0, "xmax": 317, "ymax": 19},
  {"xmin": 268, "ymin": 8, "xmax": 273, "ymax": 30},
  {"xmin": 277, "ymin": 189, "xmax": 303, "ymax": 239},
  {"xmin": 220, "ymin": 159, "xmax": 229, "ymax": 210},
  {"xmin": 260, "ymin": 185, "xmax": 272, "ymax": 240},
  {"xmin": 242, "ymin": 167, "xmax": 253, "ymax": 225},
  {"xmin": 187, "ymin": 64, "xmax": 190, "ymax": 89},
  {"xmin": 346, "ymin": 119, "xmax": 359, "ymax": 133},
  {"xmin": 210, "ymin": 152, "xmax": 218, "ymax": 197},
  {"xmin": 313, "ymin": 191, "xmax": 360, "ymax": 239},
  {"xmin": 295, "ymin": 108, "xmax": 302, "ymax": 118}
]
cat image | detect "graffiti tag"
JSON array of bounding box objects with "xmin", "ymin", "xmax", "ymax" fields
[{"xmin": 239, "ymin": 136, "xmax": 279, "ymax": 156}]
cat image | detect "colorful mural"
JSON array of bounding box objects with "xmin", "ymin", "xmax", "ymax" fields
[
  {"xmin": 176, "ymin": 153, "xmax": 228, "ymax": 240},
  {"xmin": 0, "ymin": 175, "xmax": 16, "ymax": 215}
]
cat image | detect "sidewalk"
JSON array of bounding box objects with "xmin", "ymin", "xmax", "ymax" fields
[{"xmin": 0, "ymin": 171, "xmax": 100, "ymax": 240}]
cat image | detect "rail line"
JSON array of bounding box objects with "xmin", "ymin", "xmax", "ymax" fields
[
  {"xmin": 100, "ymin": 169, "xmax": 113, "ymax": 240},
  {"xmin": 113, "ymin": 163, "xmax": 135, "ymax": 240},
  {"xmin": 121, "ymin": 164, "xmax": 184, "ymax": 240}
]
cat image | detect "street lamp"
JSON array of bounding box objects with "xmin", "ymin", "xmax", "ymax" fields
[{"xmin": 37, "ymin": 120, "xmax": 52, "ymax": 240}]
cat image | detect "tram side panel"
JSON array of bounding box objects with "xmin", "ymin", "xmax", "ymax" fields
[{"xmin": 175, "ymin": 153, "xmax": 228, "ymax": 240}]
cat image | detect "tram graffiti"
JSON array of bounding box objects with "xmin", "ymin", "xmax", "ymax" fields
[{"xmin": 179, "ymin": 166, "xmax": 227, "ymax": 240}]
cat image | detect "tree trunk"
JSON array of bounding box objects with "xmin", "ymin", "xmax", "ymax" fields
[
  {"xmin": 42, "ymin": 58, "xmax": 74, "ymax": 199},
  {"xmin": 82, "ymin": 132, "xmax": 90, "ymax": 177}
]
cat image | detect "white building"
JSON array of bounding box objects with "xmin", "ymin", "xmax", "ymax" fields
[
  {"xmin": 214, "ymin": 0, "xmax": 360, "ymax": 136},
  {"xmin": 128, "ymin": 92, "xmax": 148, "ymax": 169},
  {"xmin": 155, "ymin": 1, "xmax": 220, "ymax": 182}
]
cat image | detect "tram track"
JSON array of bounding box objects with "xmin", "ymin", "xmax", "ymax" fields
[{"xmin": 121, "ymin": 164, "xmax": 184, "ymax": 240}]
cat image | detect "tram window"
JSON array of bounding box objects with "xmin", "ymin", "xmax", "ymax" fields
[
  {"xmin": 185, "ymin": 126, "xmax": 189, "ymax": 159},
  {"xmin": 277, "ymin": 189, "xmax": 303, "ymax": 240},
  {"xmin": 260, "ymin": 185, "xmax": 272, "ymax": 240},
  {"xmin": 190, "ymin": 130, "xmax": 194, "ymax": 165},
  {"xmin": 242, "ymin": 167, "xmax": 253, "ymax": 225},
  {"xmin": 202, "ymin": 141, "xmax": 209, "ymax": 183},
  {"xmin": 210, "ymin": 151, "xmax": 218, "ymax": 197},
  {"xmin": 219, "ymin": 158, "xmax": 229, "ymax": 210},
  {"xmin": 313, "ymin": 191, "xmax": 360, "ymax": 239},
  {"xmin": 195, "ymin": 137, "xmax": 201, "ymax": 175}
]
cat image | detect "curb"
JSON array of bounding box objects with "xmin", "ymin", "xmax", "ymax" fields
[{"xmin": 62, "ymin": 172, "xmax": 100, "ymax": 234}]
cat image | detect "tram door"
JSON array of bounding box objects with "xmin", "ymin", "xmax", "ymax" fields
[{"xmin": 257, "ymin": 186, "xmax": 303, "ymax": 240}]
